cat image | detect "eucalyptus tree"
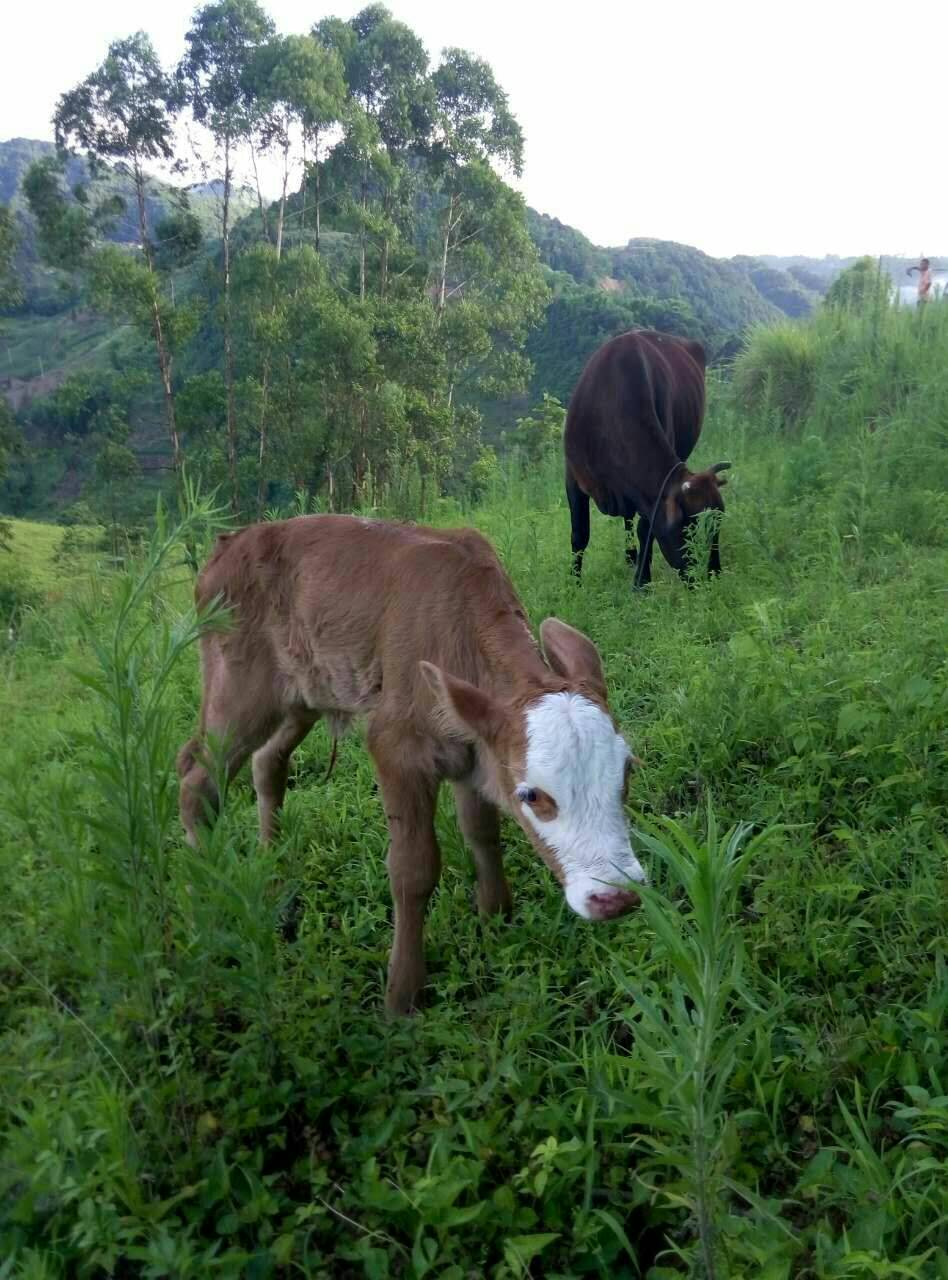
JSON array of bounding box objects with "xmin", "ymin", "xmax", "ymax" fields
[
  {"xmin": 53, "ymin": 32, "xmax": 187, "ymax": 476},
  {"xmin": 179, "ymin": 0, "xmax": 275, "ymax": 511},
  {"xmin": 316, "ymin": 6, "xmax": 430, "ymax": 300},
  {"xmin": 428, "ymin": 48, "xmax": 524, "ymax": 318},
  {"xmin": 247, "ymin": 33, "xmax": 346, "ymax": 260}
]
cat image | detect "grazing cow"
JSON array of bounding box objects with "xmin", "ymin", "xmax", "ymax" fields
[
  {"xmin": 564, "ymin": 329, "xmax": 731, "ymax": 586},
  {"xmin": 178, "ymin": 515, "xmax": 646, "ymax": 1015}
]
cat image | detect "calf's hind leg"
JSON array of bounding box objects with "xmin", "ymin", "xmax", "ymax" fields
[
  {"xmin": 453, "ymin": 783, "xmax": 512, "ymax": 918},
  {"xmin": 252, "ymin": 709, "xmax": 319, "ymax": 843}
]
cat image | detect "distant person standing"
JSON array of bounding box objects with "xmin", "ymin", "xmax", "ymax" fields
[{"xmin": 907, "ymin": 257, "xmax": 933, "ymax": 303}]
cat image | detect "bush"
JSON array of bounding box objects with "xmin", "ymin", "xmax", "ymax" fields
[
  {"xmin": 732, "ymin": 321, "xmax": 825, "ymax": 427},
  {"xmin": 0, "ymin": 557, "xmax": 41, "ymax": 624},
  {"xmin": 824, "ymin": 255, "xmax": 892, "ymax": 312}
]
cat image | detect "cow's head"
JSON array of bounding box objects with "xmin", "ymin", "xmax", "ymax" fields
[
  {"xmin": 656, "ymin": 461, "xmax": 730, "ymax": 575},
  {"xmin": 420, "ymin": 618, "xmax": 645, "ymax": 921}
]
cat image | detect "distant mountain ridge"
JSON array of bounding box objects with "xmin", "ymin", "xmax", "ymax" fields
[
  {"xmin": 525, "ymin": 209, "xmax": 948, "ymax": 337},
  {"xmin": 526, "ymin": 209, "xmax": 818, "ymax": 337}
]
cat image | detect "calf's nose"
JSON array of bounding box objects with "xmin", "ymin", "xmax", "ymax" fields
[{"xmin": 586, "ymin": 888, "xmax": 641, "ymax": 921}]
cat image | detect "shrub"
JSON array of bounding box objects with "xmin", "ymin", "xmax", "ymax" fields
[
  {"xmin": 732, "ymin": 321, "xmax": 825, "ymax": 427},
  {"xmin": 0, "ymin": 557, "xmax": 41, "ymax": 624}
]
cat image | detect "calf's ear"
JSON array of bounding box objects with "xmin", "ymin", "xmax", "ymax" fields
[
  {"xmin": 419, "ymin": 662, "xmax": 502, "ymax": 744},
  {"xmin": 539, "ymin": 618, "xmax": 607, "ymax": 700}
]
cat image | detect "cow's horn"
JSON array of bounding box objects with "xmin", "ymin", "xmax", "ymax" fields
[{"xmin": 711, "ymin": 461, "xmax": 732, "ymax": 474}]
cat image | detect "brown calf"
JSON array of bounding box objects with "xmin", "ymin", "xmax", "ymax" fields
[{"xmin": 178, "ymin": 515, "xmax": 646, "ymax": 1014}]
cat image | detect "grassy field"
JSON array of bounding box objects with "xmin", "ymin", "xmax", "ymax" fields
[
  {"xmin": 2, "ymin": 516, "xmax": 102, "ymax": 588},
  {"xmin": 1, "ymin": 311, "xmax": 138, "ymax": 385},
  {"xmin": 1, "ymin": 302, "xmax": 946, "ymax": 1278}
]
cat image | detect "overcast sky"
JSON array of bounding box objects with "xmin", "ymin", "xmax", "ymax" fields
[{"xmin": 2, "ymin": 0, "xmax": 946, "ymax": 259}]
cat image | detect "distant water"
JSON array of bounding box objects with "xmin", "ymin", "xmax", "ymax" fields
[{"xmin": 897, "ymin": 271, "xmax": 948, "ymax": 306}]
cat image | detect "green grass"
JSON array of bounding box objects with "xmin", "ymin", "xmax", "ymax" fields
[
  {"xmin": 1, "ymin": 311, "xmax": 137, "ymax": 383},
  {"xmin": 1, "ymin": 303, "xmax": 947, "ymax": 1278},
  {"xmin": 3, "ymin": 516, "xmax": 101, "ymax": 589}
]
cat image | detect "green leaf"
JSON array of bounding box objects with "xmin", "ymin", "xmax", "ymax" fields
[{"xmin": 503, "ymin": 1233, "xmax": 560, "ymax": 1269}]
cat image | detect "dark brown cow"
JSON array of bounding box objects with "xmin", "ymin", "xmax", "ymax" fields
[
  {"xmin": 564, "ymin": 329, "xmax": 731, "ymax": 586},
  {"xmin": 178, "ymin": 515, "xmax": 646, "ymax": 1015}
]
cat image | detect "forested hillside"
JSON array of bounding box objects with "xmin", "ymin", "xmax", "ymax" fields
[
  {"xmin": 520, "ymin": 215, "xmax": 829, "ymax": 401},
  {"xmin": 1, "ymin": 6, "xmax": 553, "ymax": 526},
  {"xmin": 3, "ymin": 6, "xmax": 939, "ymax": 529},
  {"xmin": 1, "ymin": 137, "xmax": 253, "ymax": 315}
]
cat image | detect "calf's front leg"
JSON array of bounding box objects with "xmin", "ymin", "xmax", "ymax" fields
[
  {"xmin": 453, "ymin": 782, "xmax": 512, "ymax": 919},
  {"xmin": 374, "ymin": 763, "xmax": 441, "ymax": 1015},
  {"xmin": 251, "ymin": 709, "xmax": 319, "ymax": 843}
]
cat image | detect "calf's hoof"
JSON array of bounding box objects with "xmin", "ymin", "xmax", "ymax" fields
[
  {"xmin": 475, "ymin": 885, "xmax": 513, "ymax": 921},
  {"xmin": 384, "ymin": 979, "xmax": 426, "ymax": 1018}
]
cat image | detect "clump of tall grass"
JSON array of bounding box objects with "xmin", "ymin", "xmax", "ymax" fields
[
  {"xmin": 734, "ymin": 288, "xmax": 948, "ymax": 450},
  {"xmin": 68, "ymin": 491, "xmax": 229, "ymax": 1021},
  {"xmin": 732, "ymin": 320, "xmax": 826, "ymax": 428},
  {"xmin": 617, "ymin": 810, "xmax": 788, "ymax": 1277}
]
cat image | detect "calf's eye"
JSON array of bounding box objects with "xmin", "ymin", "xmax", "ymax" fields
[{"xmin": 515, "ymin": 785, "xmax": 559, "ymax": 821}]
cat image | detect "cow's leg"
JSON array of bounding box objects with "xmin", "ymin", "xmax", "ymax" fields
[
  {"xmin": 178, "ymin": 639, "xmax": 281, "ymax": 846},
  {"xmin": 251, "ymin": 709, "xmax": 319, "ymax": 843},
  {"xmin": 566, "ymin": 470, "xmax": 590, "ymax": 577},
  {"xmin": 371, "ymin": 747, "xmax": 441, "ymax": 1015},
  {"xmin": 635, "ymin": 514, "xmax": 656, "ymax": 588},
  {"xmin": 453, "ymin": 782, "xmax": 512, "ymax": 919},
  {"xmin": 623, "ymin": 516, "xmax": 637, "ymax": 567}
]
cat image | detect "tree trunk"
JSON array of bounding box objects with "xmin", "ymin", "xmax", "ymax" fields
[
  {"xmin": 359, "ymin": 161, "xmax": 367, "ymax": 302},
  {"xmin": 223, "ymin": 134, "xmax": 239, "ymax": 514},
  {"xmin": 276, "ymin": 131, "xmax": 290, "ymax": 261},
  {"xmin": 438, "ymin": 193, "xmax": 458, "ymax": 320},
  {"xmin": 255, "ymin": 359, "xmax": 271, "ymax": 520},
  {"xmin": 300, "ymin": 133, "xmax": 307, "ymax": 249},
  {"xmin": 379, "ymin": 186, "xmax": 390, "ymax": 298},
  {"xmin": 250, "ymin": 144, "xmax": 272, "ymax": 244},
  {"xmin": 314, "ymin": 126, "xmax": 321, "ymax": 253},
  {"xmin": 133, "ymin": 161, "xmax": 182, "ymax": 481}
]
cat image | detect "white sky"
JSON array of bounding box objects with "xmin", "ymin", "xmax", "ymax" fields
[{"xmin": 2, "ymin": 0, "xmax": 946, "ymax": 259}]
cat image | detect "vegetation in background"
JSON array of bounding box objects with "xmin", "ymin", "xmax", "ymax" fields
[
  {"xmin": 823, "ymin": 256, "xmax": 893, "ymax": 312},
  {"xmin": 7, "ymin": 3, "xmax": 548, "ymax": 521},
  {"xmin": 2, "ymin": 283, "xmax": 946, "ymax": 1278}
]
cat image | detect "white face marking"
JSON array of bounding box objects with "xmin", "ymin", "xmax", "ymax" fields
[{"xmin": 518, "ymin": 692, "xmax": 647, "ymax": 918}]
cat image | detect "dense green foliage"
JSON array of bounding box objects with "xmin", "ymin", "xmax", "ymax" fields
[
  {"xmin": 10, "ymin": 122, "xmax": 929, "ymax": 525},
  {"xmin": 0, "ymin": 138, "xmax": 253, "ymax": 315},
  {"xmin": 823, "ymin": 257, "xmax": 893, "ymax": 312},
  {"xmin": 523, "ymin": 284, "xmax": 698, "ymax": 406},
  {"xmin": 608, "ymin": 239, "xmax": 781, "ymax": 346},
  {"xmin": 2, "ymin": 296, "xmax": 947, "ymax": 1278},
  {"xmin": 0, "ymin": 202, "xmax": 21, "ymax": 309},
  {"xmin": 527, "ymin": 210, "xmax": 610, "ymax": 285},
  {"xmin": 5, "ymin": 5, "xmax": 550, "ymax": 519},
  {"xmin": 734, "ymin": 273, "xmax": 928, "ymax": 432},
  {"xmin": 731, "ymin": 258, "xmax": 820, "ymax": 318}
]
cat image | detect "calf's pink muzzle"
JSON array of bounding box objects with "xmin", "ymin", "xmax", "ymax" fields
[{"xmin": 585, "ymin": 887, "xmax": 642, "ymax": 920}]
